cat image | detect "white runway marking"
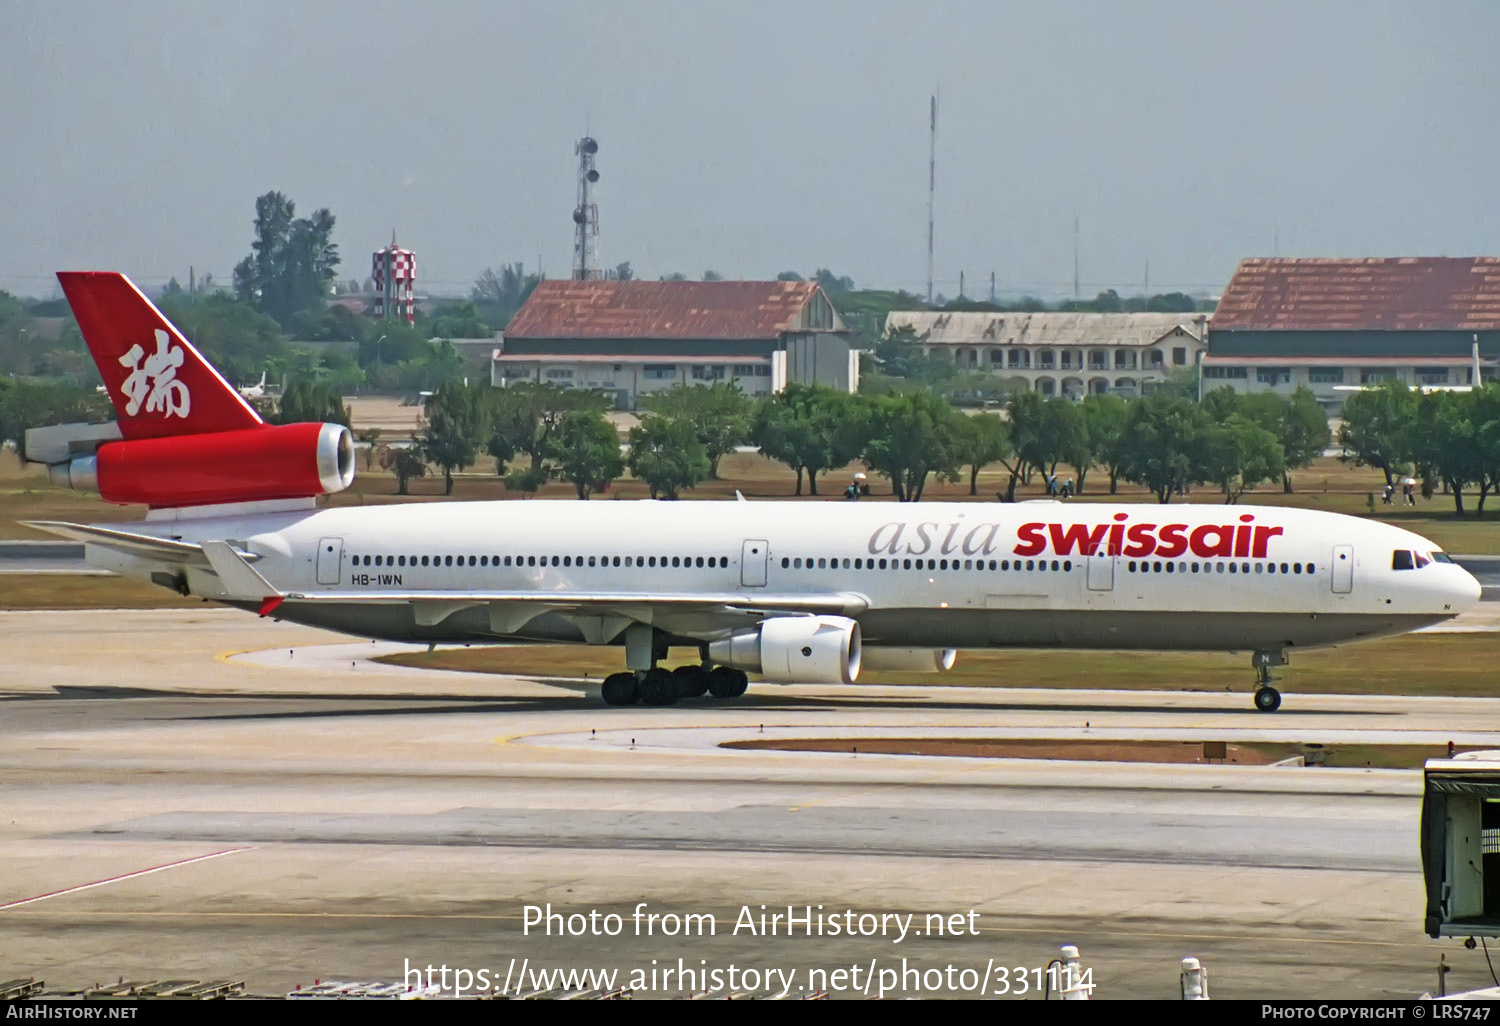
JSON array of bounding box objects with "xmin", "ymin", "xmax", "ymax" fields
[{"xmin": 0, "ymin": 847, "xmax": 253, "ymax": 911}]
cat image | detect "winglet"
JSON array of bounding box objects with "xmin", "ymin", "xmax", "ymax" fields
[
  {"xmin": 201, "ymin": 539, "xmax": 282, "ymax": 602},
  {"xmin": 735, "ymin": 490, "xmax": 746, "ymax": 502}
]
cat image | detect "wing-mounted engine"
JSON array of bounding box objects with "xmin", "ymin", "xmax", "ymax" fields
[
  {"xmin": 860, "ymin": 648, "xmax": 958, "ymax": 673},
  {"xmin": 35, "ymin": 421, "xmax": 355, "ymax": 508},
  {"xmin": 708, "ymin": 615, "xmax": 862, "ymax": 684}
]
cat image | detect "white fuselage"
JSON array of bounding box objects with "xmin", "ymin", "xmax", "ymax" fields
[{"xmin": 94, "ymin": 499, "xmax": 1481, "ymax": 656}]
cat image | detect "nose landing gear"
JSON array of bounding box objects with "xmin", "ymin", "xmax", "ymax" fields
[{"xmin": 1252, "ymin": 650, "xmax": 1286, "ymax": 712}]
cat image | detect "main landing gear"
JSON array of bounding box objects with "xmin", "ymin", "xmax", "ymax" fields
[
  {"xmin": 599, "ymin": 665, "xmax": 749, "ymax": 707},
  {"xmin": 599, "ymin": 625, "xmax": 749, "ymax": 706},
  {"xmin": 1252, "ymin": 650, "xmax": 1285, "ymax": 713}
]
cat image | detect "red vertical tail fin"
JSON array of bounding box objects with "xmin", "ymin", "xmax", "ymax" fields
[{"xmin": 57, "ymin": 271, "xmax": 264, "ymax": 439}]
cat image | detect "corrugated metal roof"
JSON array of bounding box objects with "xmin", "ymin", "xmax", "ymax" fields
[
  {"xmin": 885, "ymin": 311, "xmax": 1208, "ymax": 347},
  {"xmin": 1212, "ymin": 257, "xmax": 1500, "ymax": 332},
  {"xmin": 504, "ymin": 279, "xmax": 841, "ymax": 340}
]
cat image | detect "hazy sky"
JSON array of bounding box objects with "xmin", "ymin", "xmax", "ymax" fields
[{"xmin": 3, "ymin": 1, "xmax": 1496, "ymax": 300}]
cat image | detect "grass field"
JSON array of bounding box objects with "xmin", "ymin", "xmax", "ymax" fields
[
  {"xmin": 0, "ymin": 574, "xmax": 200, "ymax": 610},
  {"xmin": 4, "ymin": 444, "xmax": 1499, "ymax": 551},
  {"xmin": 381, "ymin": 630, "xmax": 1500, "ymax": 698}
]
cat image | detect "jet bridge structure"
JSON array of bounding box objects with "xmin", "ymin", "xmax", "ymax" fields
[{"xmin": 1423, "ymin": 753, "xmax": 1500, "ymax": 938}]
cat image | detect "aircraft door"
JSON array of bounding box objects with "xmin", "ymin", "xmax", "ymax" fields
[
  {"xmin": 1086, "ymin": 550, "xmax": 1114, "ymax": 591},
  {"xmin": 316, "ymin": 537, "xmax": 344, "ymax": 585},
  {"xmin": 741, "ymin": 539, "xmax": 768, "ymax": 587},
  {"xmin": 1331, "ymin": 544, "xmax": 1354, "ymax": 594}
]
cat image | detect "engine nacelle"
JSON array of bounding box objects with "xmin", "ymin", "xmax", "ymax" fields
[
  {"xmin": 860, "ymin": 648, "xmax": 958, "ymax": 673},
  {"xmin": 708, "ymin": 615, "xmax": 862, "ymax": 685},
  {"xmin": 49, "ymin": 422, "xmax": 355, "ymax": 508}
]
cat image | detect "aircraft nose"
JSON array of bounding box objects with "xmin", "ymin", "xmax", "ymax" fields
[{"xmin": 1452, "ymin": 565, "xmax": 1484, "ymax": 612}]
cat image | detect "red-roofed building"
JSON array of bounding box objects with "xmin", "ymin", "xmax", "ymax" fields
[
  {"xmin": 1204, "ymin": 258, "xmax": 1500, "ymax": 407},
  {"xmin": 491, "ymin": 279, "xmax": 855, "ymax": 407}
]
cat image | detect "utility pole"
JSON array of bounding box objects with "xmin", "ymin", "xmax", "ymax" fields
[
  {"xmin": 959, "ymin": 271, "xmax": 965, "ymax": 300},
  {"xmin": 1073, "ymin": 215, "xmax": 1080, "ymax": 299},
  {"xmin": 990, "ymin": 271, "xmax": 997, "ymax": 304},
  {"xmin": 926, "ymin": 93, "xmax": 937, "ymax": 307}
]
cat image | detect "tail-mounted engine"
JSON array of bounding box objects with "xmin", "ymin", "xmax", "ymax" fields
[{"xmin": 34, "ymin": 421, "xmax": 355, "ymax": 508}]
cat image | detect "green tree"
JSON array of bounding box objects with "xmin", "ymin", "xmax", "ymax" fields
[
  {"xmin": 1079, "ymin": 393, "xmax": 1130, "ymax": 494},
  {"xmin": 1472, "ymin": 385, "xmax": 1500, "ymax": 514},
  {"xmin": 870, "ymin": 324, "xmax": 960, "ymax": 385},
  {"xmin": 1338, "ymin": 379, "xmax": 1417, "ymax": 490},
  {"xmin": 0, "ymin": 380, "xmax": 111, "ymax": 459},
  {"xmin": 954, "ymin": 411, "xmax": 1012, "ymax": 496},
  {"xmin": 1007, "ymin": 392, "xmax": 1084, "ymax": 489},
  {"xmin": 489, "ymin": 382, "xmax": 612, "ymax": 486},
  {"xmin": 1116, "ymin": 392, "xmax": 1210, "ymax": 503},
  {"xmin": 813, "ymin": 268, "xmax": 856, "ymax": 292},
  {"xmin": 751, "ymin": 384, "xmax": 866, "ymax": 496},
  {"xmin": 627, "ymin": 417, "xmax": 710, "ymax": 499},
  {"xmin": 549, "ymin": 411, "xmax": 624, "ymax": 499},
  {"xmin": 1276, "ymin": 387, "xmax": 1331, "ymax": 492},
  {"xmin": 470, "ymin": 263, "xmax": 543, "ymax": 328},
  {"xmin": 1411, "ymin": 390, "xmax": 1482, "ymax": 516},
  {"xmin": 379, "ymin": 443, "xmax": 428, "ymax": 496},
  {"xmin": 419, "ymin": 380, "xmax": 487, "ymax": 495},
  {"xmin": 273, "ymin": 379, "xmax": 349, "ymax": 426},
  {"xmin": 429, "ymin": 301, "xmax": 491, "ymax": 339},
  {"xmin": 1196, "ymin": 415, "xmax": 1286, "ymax": 503},
  {"xmin": 860, "ymin": 390, "xmax": 966, "ymax": 502},
  {"xmin": 637, "ymin": 382, "xmax": 753, "ymax": 479},
  {"xmin": 702, "ymin": 270, "xmax": 724, "ymax": 281},
  {"xmin": 159, "ymin": 292, "xmax": 288, "ymax": 388},
  {"xmin": 231, "ymin": 191, "xmax": 340, "ymax": 326}
]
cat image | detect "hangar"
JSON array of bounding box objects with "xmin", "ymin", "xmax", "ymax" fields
[
  {"xmin": 491, "ymin": 279, "xmax": 857, "ymax": 408},
  {"xmin": 1203, "ymin": 257, "xmax": 1500, "ymax": 408}
]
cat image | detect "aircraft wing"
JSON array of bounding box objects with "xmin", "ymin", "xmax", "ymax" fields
[
  {"xmin": 281, "ymin": 589, "xmax": 867, "ymax": 614},
  {"xmin": 274, "ymin": 589, "xmax": 870, "ymax": 637}
]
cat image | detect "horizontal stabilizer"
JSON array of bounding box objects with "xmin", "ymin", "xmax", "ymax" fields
[{"xmin": 22, "ymin": 521, "xmax": 259, "ymax": 569}]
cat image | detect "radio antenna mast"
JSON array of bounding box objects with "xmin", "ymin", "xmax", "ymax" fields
[{"xmin": 926, "ymin": 93, "xmax": 937, "ymax": 306}]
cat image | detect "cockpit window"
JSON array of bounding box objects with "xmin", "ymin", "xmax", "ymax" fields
[
  {"xmin": 1392, "ymin": 550, "xmax": 1415, "ymax": 571},
  {"xmin": 1414, "ymin": 552, "xmax": 1432, "ymax": 568},
  {"xmin": 1432, "ymin": 552, "xmax": 1455, "ymax": 564}
]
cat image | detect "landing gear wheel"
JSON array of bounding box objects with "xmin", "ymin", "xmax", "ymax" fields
[
  {"xmin": 601, "ymin": 672, "xmax": 640, "ymax": 706},
  {"xmin": 672, "ymin": 664, "xmax": 710, "ymax": 699},
  {"xmin": 639, "ymin": 668, "xmax": 678, "ymax": 706},
  {"xmin": 1254, "ymin": 687, "xmax": 1282, "ymax": 713},
  {"xmin": 708, "ymin": 666, "xmax": 749, "ymax": 699}
]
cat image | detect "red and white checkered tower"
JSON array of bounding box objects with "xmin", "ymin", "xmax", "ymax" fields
[{"xmin": 372, "ymin": 232, "xmax": 416, "ymax": 325}]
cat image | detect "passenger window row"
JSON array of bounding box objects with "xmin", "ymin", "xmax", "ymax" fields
[
  {"xmin": 1127, "ymin": 559, "xmax": 1316, "ymax": 576},
  {"xmin": 349, "ymin": 553, "xmax": 730, "ymax": 569},
  {"xmin": 780, "ymin": 556, "xmax": 1075, "ymax": 573}
]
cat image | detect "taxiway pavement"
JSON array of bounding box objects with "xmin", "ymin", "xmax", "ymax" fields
[{"xmin": 2, "ymin": 608, "xmax": 1498, "ymax": 998}]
